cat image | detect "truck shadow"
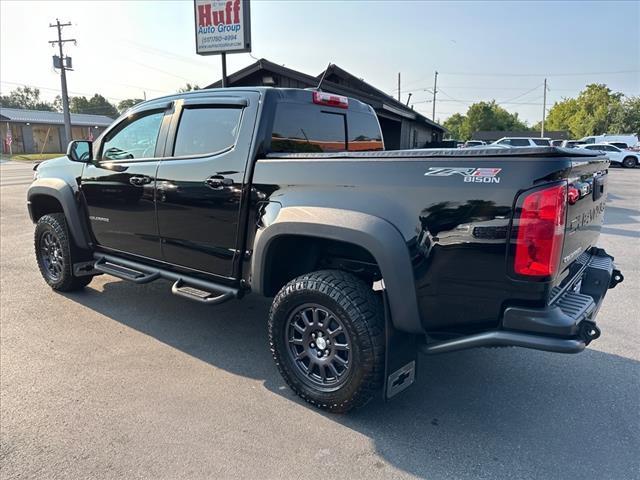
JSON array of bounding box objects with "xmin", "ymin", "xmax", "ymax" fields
[{"xmin": 65, "ymin": 279, "xmax": 639, "ymax": 479}]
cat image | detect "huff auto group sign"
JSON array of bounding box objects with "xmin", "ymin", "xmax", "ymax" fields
[{"xmin": 194, "ymin": 0, "xmax": 251, "ymax": 55}]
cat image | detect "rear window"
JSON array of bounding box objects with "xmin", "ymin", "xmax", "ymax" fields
[
  {"xmin": 348, "ymin": 111, "xmax": 383, "ymax": 151},
  {"xmin": 533, "ymin": 139, "xmax": 551, "ymax": 146},
  {"xmin": 271, "ymin": 104, "xmax": 346, "ymax": 153},
  {"xmin": 173, "ymin": 107, "xmax": 242, "ymax": 157}
]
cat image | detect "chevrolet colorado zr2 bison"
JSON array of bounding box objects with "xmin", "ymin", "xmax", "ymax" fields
[{"xmin": 28, "ymin": 88, "xmax": 624, "ymax": 412}]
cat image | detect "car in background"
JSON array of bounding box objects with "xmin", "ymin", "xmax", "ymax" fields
[
  {"xmin": 605, "ymin": 141, "xmax": 632, "ymax": 150},
  {"xmin": 493, "ymin": 137, "xmax": 551, "ymax": 147},
  {"xmin": 578, "ymin": 134, "xmax": 639, "ymax": 148},
  {"xmin": 462, "ymin": 140, "xmax": 486, "ymax": 148},
  {"xmin": 582, "ymin": 143, "xmax": 639, "ymax": 168},
  {"xmin": 561, "ymin": 140, "xmax": 582, "ymax": 148}
]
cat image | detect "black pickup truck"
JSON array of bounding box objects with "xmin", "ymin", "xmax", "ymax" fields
[{"xmin": 28, "ymin": 88, "xmax": 623, "ymax": 412}]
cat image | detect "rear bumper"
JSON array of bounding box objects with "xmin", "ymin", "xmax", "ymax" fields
[{"xmin": 421, "ymin": 247, "xmax": 623, "ymax": 355}]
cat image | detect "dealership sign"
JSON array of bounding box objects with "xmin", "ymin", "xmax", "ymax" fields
[{"xmin": 194, "ymin": 0, "xmax": 251, "ymax": 55}]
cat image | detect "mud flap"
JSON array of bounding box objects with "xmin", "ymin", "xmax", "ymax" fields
[{"xmin": 382, "ymin": 289, "xmax": 419, "ymax": 400}]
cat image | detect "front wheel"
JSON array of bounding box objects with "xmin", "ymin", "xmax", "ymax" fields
[
  {"xmin": 622, "ymin": 156, "xmax": 638, "ymax": 168},
  {"xmin": 269, "ymin": 270, "xmax": 385, "ymax": 413},
  {"xmin": 35, "ymin": 213, "xmax": 93, "ymax": 291}
]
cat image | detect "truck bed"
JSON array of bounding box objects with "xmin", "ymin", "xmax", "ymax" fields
[{"xmin": 255, "ymin": 146, "xmax": 609, "ymax": 333}]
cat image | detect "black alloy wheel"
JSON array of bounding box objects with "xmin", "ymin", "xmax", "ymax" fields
[
  {"xmin": 285, "ymin": 303, "xmax": 352, "ymax": 389},
  {"xmin": 39, "ymin": 230, "xmax": 64, "ymax": 282}
]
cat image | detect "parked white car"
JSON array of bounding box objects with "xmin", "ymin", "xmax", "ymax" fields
[
  {"xmin": 582, "ymin": 143, "xmax": 639, "ymax": 168},
  {"xmin": 492, "ymin": 137, "xmax": 551, "ymax": 147},
  {"xmin": 578, "ymin": 134, "xmax": 639, "ymax": 148},
  {"xmin": 462, "ymin": 140, "xmax": 486, "ymax": 148}
]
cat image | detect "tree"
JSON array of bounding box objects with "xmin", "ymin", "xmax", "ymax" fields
[
  {"xmin": 117, "ymin": 98, "xmax": 144, "ymax": 114},
  {"xmin": 68, "ymin": 94, "xmax": 118, "ymax": 118},
  {"xmin": 609, "ymin": 96, "xmax": 640, "ymax": 136},
  {"xmin": 178, "ymin": 83, "xmax": 200, "ymax": 93},
  {"xmin": 443, "ymin": 113, "xmax": 466, "ymax": 140},
  {"xmin": 442, "ymin": 101, "xmax": 529, "ymax": 140},
  {"xmin": 0, "ymin": 86, "xmax": 54, "ymax": 111},
  {"xmin": 544, "ymin": 84, "xmax": 624, "ymax": 138}
]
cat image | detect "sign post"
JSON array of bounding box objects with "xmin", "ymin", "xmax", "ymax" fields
[{"xmin": 193, "ymin": 0, "xmax": 251, "ymax": 87}]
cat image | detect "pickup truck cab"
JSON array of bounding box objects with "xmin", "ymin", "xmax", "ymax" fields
[{"xmin": 28, "ymin": 88, "xmax": 624, "ymax": 412}]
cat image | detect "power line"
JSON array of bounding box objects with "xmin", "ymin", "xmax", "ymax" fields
[
  {"xmin": 122, "ymin": 57, "xmax": 197, "ymax": 83},
  {"xmin": 439, "ymin": 69, "xmax": 639, "ymax": 77},
  {"xmin": 496, "ymin": 82, "xmax": 544, "ymax": 104},
  {"xmin": 1, "ymin": 80, "xmax": 127, "ymax": 102}
]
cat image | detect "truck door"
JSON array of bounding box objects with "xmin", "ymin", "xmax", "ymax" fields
[
  {"xmin": 81, "ymin": 104, "xmax": 173, "ymax": 259},
  {"xmin": 155, "ymin": 92, "xmax": 259, "ymax": 279}
]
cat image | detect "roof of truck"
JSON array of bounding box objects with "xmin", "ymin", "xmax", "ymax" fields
[
  {"xmin": 130, "ymin": 87, "xmax": 375, "ymax": 114},
  {"xmin": 266, "ymin": 146, "xmax": 603, "ymax": 159}
]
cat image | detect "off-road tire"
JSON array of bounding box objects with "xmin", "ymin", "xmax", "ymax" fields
[
  {"xmin": 35, "ymin": 213, "xmax": 93, "ymax": 291},
  {"xmin": 622, "ymin": 156, "xmax": 638, "ymax": 168},
  {"xmin": 269, "ymin": 270, "xmax": 385, "ymax": 413}
]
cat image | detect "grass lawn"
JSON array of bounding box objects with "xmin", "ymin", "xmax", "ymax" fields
[{"xmin": 1, "ymin": 153, "xmax": 64, "ymax": 162}]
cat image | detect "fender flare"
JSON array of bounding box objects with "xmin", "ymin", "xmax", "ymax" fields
[
  {"xmin": 27, "ymin": 178, "xmax": 91, "ymax": 250},
  {"xmin": 251, "ymin": 206, "xmax": 423, "ymax": 334}
]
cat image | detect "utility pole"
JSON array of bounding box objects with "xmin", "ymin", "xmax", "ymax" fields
[
  {"xmin": 397, "ymin": 72, "xmax": 401, "ymax": 101},
  {"xmin": 49, "ymin": 19, "xmax": 75, "ymax": 147},
  {"xmin": 541, "ymin": 78, "xmax": 547, "ymax": 138},
  {"xmin": 432, "ymin": 71, "xmax": 438, "ymax": 121}
]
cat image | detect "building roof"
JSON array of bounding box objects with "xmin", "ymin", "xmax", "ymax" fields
[
  {"xmin": 0, "ymin": 107, "xmax": 114, "ymax": 127},
  {"xmin": 206, "ymin": 58, "xmax": 445, "ymax": 132},
  {"xmin": 472, "ymin": 130, "xmax": 570, "ymax": 141}
]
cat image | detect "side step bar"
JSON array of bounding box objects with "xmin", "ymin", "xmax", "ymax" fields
[
  {"xmin": 93, "ymin": 253, "xmax": 240, "ymax": 305},
  {"xmin": 419, "ymin": 330, "xmax": 586, "ymax": 355}
]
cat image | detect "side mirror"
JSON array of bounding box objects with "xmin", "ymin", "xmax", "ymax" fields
[{"xmin": 66, "ymin": 140, "xmax": 93, "ymax": 162}]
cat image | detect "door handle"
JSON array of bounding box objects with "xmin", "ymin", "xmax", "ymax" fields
[
  {"xmin": 205, "ymin": 175, "xmax": 233, "ymax": 190},
  {"xmin": 129, "ymin": 176, "xmax": 150, "ymax": 186}
]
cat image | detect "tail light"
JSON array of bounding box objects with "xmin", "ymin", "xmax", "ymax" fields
[
  {"xmin": 312, "ymin": 91, "xmax": 348, "ymax": 109},
  {"xmin": 514, "ymin": 183, "xmax": 567, "ymax": 277}
]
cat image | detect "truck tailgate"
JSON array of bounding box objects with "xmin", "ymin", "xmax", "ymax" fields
[{"xmin": 558, "ymin": 157, "xmax": 609, "ymax": 276}]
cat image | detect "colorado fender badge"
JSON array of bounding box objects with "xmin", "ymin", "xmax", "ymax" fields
[{"xmin": 424, "ymin": 167, "xmax": 502, "ymax": 184}]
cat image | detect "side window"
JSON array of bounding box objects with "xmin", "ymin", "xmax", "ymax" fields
[
  {"xmin": 510, "ymin": 139, "xmax": 531, "ymax": 146},
  {"xmin": 497, "ymin": 139, "xmax": 510, "ymax": 145},
  {"xmin": 584, "ymin": 146, "xmax": 599, "ymax": 151},
  {"xmin": 102, "ymin": 111, "xmax": 164, "ymax": 160},
  {"xmin": 532, "ymin": 138, "xmax": 551, "ymax": 146},
  {"xmin": 173, "ymin": 107, "xmax": 242, "ymax": 157},
  {"xmin": 348, "ymin": 111, "xmax": 383, "ymax": 151},
  {"xmin": 271, "ymin": 104, "xmax": 346, "ymax": 153}
]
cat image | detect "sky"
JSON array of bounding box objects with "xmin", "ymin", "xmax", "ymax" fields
[{"xmin": 1, "ymin": 0, "xmax": 638, "ymax": 125}]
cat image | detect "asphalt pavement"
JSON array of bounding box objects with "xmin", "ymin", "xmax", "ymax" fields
[{"xmin": 1, "ymin": 161, "xmax": 638, "ymax": 479}]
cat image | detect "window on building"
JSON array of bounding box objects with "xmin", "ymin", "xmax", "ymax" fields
[
  {"xmin": 32, "ymin": 125, "xmax": 61, "ymax": 153},
  {"xmin": 271, "ymin": 104, "xmax": 346, "ymax": 153},
  {"xmin": 173, "ymin": 107, "xmax": 242, "ymax": 157}
]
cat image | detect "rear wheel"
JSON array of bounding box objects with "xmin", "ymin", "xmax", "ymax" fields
[
  {"xmin": 269, "ymin": 270, "xmax": 385, "ymax": 413},
  {"xmin": 35, "ymin": 213, "xmax": 93, "ymax": 291},
  {"xmin": 622, "ymin": 156, "xmax": 638, "ymax": 168}
]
